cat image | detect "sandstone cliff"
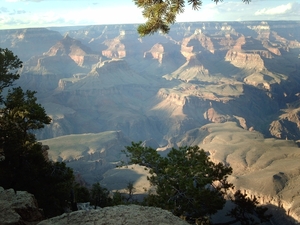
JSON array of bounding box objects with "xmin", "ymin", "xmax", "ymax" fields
[{"xmin": 45, "ymin": 34, "xmax": 100, "ymax": 67}]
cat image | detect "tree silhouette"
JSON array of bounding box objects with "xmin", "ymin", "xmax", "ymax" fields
[{"xmin": 0, "ymin": 48, "xmax": 75, "ymax": 217}]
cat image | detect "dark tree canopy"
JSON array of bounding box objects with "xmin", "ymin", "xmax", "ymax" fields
[
  {"xmin": 134, "ymin": 0, "xmax": 251, "ymax": 36},
  {"xmin": 0, "ymin": 48, "xmax": 75, "ymax": 217},
  {"xmin": 0, "ymin": 48, "xmax": 22, "ymax": 102},
  {"xmin": 123, "ymin": 142, "xmax": 233, "ymax": 223},
  {"xmin": 123, "ymin": 142, "xmax": 271, "ymax": 224}
]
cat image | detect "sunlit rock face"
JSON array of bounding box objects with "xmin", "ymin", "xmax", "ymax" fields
[{"xmin": 45, "ymin": 34, "xmax": 100, "ymax": 67}]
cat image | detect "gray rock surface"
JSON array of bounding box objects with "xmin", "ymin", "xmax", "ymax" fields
[
  {"xmin": 0, "ymin": 187, "xmax": 44, "ymax": 225},
  {"xmin": 37, "ymin": 205, "xmax": 189, "ymax": 225}
]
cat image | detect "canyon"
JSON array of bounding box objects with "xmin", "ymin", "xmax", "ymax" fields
[{"xmin": 1, "ymin": 21, "xmax": 300, "ymax": 223}]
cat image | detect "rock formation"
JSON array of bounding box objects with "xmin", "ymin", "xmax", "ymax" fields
[
  {"xmin": 37, "ymin": 205, "xmax": 189, "ymax": 225},
  {"xmin": 10, "ymin": 21, "xmax": 299, "ymax": 143},
  {"xmin": 0, "ymin": 187, "xmax": 44, "ymax": 225},
  {"xmin": 45, "ymin": 34, "xmax": 100, "ymax": 67},
  {"xmin": 0, "ymin": 28, "xmax": 62, "ymax": 62}
]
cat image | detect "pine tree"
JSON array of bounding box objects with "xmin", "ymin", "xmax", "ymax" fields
[
  {"xmin": 134, "ymin": 0, "xmax": 251, "ymax": 36},
  {"xmin": 123, "ymin": 142, "xmax": 271, "ymax": 224},
  {"xmin": 0, "ymin": 48, "xmax": 75, "ymax": 217},
  {"xmin": 123, "ymin": 142, "xmax": 233, "ymax": 223}
]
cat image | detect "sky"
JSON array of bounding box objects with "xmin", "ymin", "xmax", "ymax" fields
[{"xmin": 0, "ymin": 0, "xmax": 299, "ymax": 30}]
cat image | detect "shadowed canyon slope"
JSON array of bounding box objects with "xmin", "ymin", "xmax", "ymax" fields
[{"xmin": 1, "ymin": 21, "xmax": 300, "ymax": 222}]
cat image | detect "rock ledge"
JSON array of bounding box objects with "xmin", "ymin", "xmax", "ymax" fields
[{"xmin": 38, "ymin": 205, "xmax": 189, "ymax": 225}]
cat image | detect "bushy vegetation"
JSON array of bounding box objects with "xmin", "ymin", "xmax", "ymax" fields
[
  {"xmin": 73, "ymin": 182, "xmax": 129, "ymax": 209},
  {"xmin": 123, "ymin": 142, "xmax": 271, "ymax": 224},
  {"xmin": 0, "ymin": 48, "xmax": 75, "ymax": 217}
]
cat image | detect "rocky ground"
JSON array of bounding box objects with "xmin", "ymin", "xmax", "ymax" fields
[
  {"xmin": 0, "ymin": 185, "xmax": 189, "ymax": 225},
  {"xmin": 0, "ymin": 187, "xmax": 44, "ymax": 225},
  {"xmin": 37, "ymin": 205, "xmax": 189, "ymax": 225}
]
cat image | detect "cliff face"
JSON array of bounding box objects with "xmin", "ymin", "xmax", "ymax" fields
[
  {"xmin": 177, "ymin": 122, "xmax": 300, "ymax": 223},
  {"xmin": 0, "ymin": 28, "xmax": 62, "ymax": 61},
  {"xmin": 45, "ymin": 34, "xmax": 101, "ymax": 67},
  {"xmin": 8, "ymin": 21, "xmax": 299, "ymax": 143}
]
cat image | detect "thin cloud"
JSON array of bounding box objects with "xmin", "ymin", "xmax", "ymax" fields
[
  {"xmin": 16, "ymin": 9, "xmax": 26, "ymax": 14},
  {"xmin": 0, "ymin": 7, "xmax": 9, "ymax": 13},
  {"xmin": 255, "ymin": 3, "xmax": 292, "ymax": 15},
  {"xmin": 0, "ymin": 4, "xmax": 145, "ymax": 29},
  {"xmin": 5, "ymin": 0, "xmax": 43, "ymax": 2},
  {"xmin": 9, "ymin": 9, "xmax": 27, "ymax": 15}
]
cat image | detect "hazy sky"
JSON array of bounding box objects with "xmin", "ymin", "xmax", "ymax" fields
[{"xmin": 0, "ymin": 0, "xmax": 299, "ymax": 29}]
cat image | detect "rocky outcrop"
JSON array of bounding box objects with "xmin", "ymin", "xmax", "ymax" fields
[
  {"xmin": 204, "ymin": 107, "xmax": 231, "ymax": 123},
  {"xmin": 37, "ymin": 205, "xmax": 189, "ymax": 225},
  {"xmin": 102, "ymin": 36, "xmax": 126, "ymax": 59},
  {"xmin": 144, "ymin": 43, "xmax": 165, "ymax": 64},
  {"xmin": 181, "ymin": 31, "xmax": 215, "ymax": 60},
  {"xmin": 45, "ymin": 35, "xmax": 100, "ymax": 67},
  {"xmin": 225, "ymin": 50, "xmax": 265, "ymax": 71},
  {"xmin": 269, "ymin": 103, "xmax": 300, "ymax": 140},
  {"xmin": 0, "ymin": 187, "xmax": 44, "ymax": 225},
  {"xmin": 248, "ymin": 21, "xmax": 271, "ymax": 40}
]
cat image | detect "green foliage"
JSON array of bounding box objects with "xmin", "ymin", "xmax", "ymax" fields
[
  {"xmin": 134, "ymin": 0, "xmax": 251, "ymax": 36},
  {"xmin": 125, "ymin": 181, "xmax": 136, "ymax": 202},
  {"xmin": 124, "ymin": 142, "xmax": 271, "ymax": 224},
  {"xmin": 0, "ymin": 49, "xmax": 75, "ymax": 217},
  {"xmin": 0, "ymin": 141, "xmax": 75, "ymax": 217},
  {"xmin": 90, "ymin": 182, "xmax": 112, "ymax": 208},
  {"xmin": 227, "ymin": 190, "xmax": 272, "ymax": 225},
  {"xmin": 0, "ymin": 48, "xmax": 22, "ymax": 98},
  {"xmin": 124, "ymin": 142, "xmax": 233, "ymax": 223},
  {"xmin": 112, "ymin": 190, "xmax": 126, "ymax": 205},
  {"xmin": 74, "ymin": 185, "xmax": 91, "ymax": 203},
  {"xmin": 72, "ymin": 181, "xmax": 134, "ymax": 209},
  {"xmin": 38, "ymin": 162, "xmax": 75, "ymax": 217},
  {"xmin": 1, "ymin": 87, "xmax": 51, "ymax": 145}
]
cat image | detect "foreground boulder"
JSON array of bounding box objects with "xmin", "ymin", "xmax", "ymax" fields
[
  {"xmin": 0, "ymin": 187, "xmax": 44, "ymax": 225},
  {"xmin": 37, "ymin": 205, "xmax": 189, "ymax": 225}
]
